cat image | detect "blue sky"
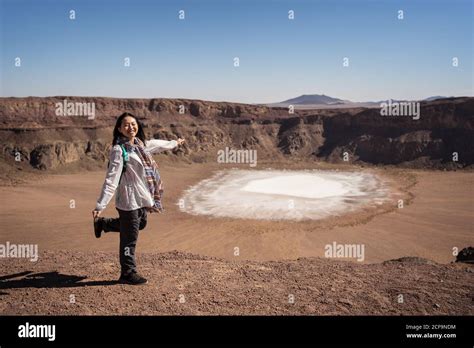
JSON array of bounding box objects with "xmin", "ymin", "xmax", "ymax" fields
[{"xmin": 1, "ymin": 0, "xmax": 472, "ymax": 103}]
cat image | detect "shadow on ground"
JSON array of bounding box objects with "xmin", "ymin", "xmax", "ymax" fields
[{"xmin": 0, "ymin": 271, "xmax": 118, "ymax": 294}]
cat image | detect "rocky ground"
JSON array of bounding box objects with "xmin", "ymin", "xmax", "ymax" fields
[{"xmin": 0, "ymin": 250, "xmax": 472, "ymax": 315}]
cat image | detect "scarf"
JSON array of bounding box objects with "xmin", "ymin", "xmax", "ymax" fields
[{"xmin": 117, "ymin": 135, "xmax": 164, "ymax": 213}]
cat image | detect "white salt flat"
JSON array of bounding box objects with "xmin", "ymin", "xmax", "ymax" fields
[{"xmin": 178, "ymin": 169, "xmax": 391, "ymax": 221}]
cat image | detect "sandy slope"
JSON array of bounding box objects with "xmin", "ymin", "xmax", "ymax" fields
[{"xmin": 0, "ymin": 162, "xmax": 472, "ymax": 263}]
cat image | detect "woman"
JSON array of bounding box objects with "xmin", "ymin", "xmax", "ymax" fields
[{"xmin": 92, "ymin": 112, "xmax": 185, "ymax": 285}]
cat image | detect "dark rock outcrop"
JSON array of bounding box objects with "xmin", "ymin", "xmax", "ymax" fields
[{"xmin": 456, "ymin": 247, "xmax": 474, "ymax": 263}]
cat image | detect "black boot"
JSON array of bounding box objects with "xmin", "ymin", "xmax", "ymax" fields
[
  {"xmin": 93, "ymin": 217, "xmax": 104, "ymax": 238},
  {"xmin": 119, "ymin": 272, "xmax": 148, "ymax": 285}
]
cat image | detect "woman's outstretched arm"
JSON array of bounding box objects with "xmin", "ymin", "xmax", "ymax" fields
[
  {"xmin": 94, "ymin": 145, "xmax": 123, "ymax": 213},
  {"xmin": 145, "ymin": 138, "xmax": 185, "ymax": 154}
]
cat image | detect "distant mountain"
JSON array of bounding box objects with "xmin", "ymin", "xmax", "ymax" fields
[
  {"xmin": 265, "ymin": 94, "xmax": 374, "ymax": 110},
  {"xmin": 264, "ymin": 94, "xmax": 454, "ymax": 110},
  {"xmin": 424, "ymin": 96, "xmax": 449, "ymax": 101},
  {"xmin": 373, "ymin": 96, "xmax": 450, "ymax": 104},
  {"xmin": 278, "ymin": 94, "xmax": 351, "ymax": 105}
]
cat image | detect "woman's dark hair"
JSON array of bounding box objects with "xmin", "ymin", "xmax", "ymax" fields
[{"xmin": 112, "ymin": 112, "xmax": 146, "ymax": 145}]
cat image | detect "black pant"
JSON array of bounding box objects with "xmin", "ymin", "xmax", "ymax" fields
[{"xmin": 102, "ymin": 207, "xmax": 148, "ymax": 275}]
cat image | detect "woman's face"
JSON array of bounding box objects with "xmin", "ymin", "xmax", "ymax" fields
[{"xmin": 119, "ymin": 116, "xmax": 138, "ymax": 139}]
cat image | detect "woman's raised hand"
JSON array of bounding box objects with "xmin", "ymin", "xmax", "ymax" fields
[{"xmin": 177, "ymin": 138, "xmax": 185, "ymax": 146}]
